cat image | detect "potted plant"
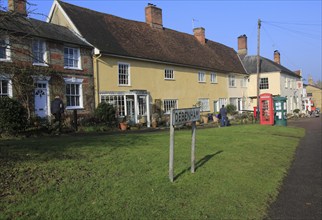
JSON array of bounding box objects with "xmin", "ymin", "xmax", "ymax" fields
[
  {"xmin": 201, "ymin": 113, "xmax": 209, "ymax": 124},
  {"xmin": 151, "ymin": 113, "xmax": 159, "ymax": 128},
  {"xmin": 119, "ymin": 116, "xmax": 129, "ymax": 131}
]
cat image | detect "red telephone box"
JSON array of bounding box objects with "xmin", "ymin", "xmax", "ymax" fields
[{"xmin": 259, "ymin": 93, "xmax": 274, "ymax": 125}]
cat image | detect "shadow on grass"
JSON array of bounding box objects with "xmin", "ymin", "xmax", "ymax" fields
[
  {"xmin": 174, "ymin": 150, "xmax": 223, "ymax": 181},
  {"xmin": 0, "ymin": 134, "xmax": 149, "ymax": 163}
]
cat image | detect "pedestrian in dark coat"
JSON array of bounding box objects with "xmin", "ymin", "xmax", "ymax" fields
[{"xmin": 219, "ymin": 105, "xmax": 227, "ymax": 127}]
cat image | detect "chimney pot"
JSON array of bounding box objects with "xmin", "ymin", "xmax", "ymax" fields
[
  {"xmin": 145, "ymin": 4, "xmax": 163, "ymax": 29},
  {"xmin": 237, "ymin": 34, "xmax": 247, "ymax": 57},
  {"xmin": 8, "ymin": 0, "xmax": 27, "ymax": 16},
  {"xmin": 193, "ymin": 27, "xmax": 206, "ymax": 45},
  {"xmin": 274, "ymin": 50, "xmax": 281, "ymax": 64}
]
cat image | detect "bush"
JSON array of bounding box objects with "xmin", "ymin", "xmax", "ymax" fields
[
  {"xmin": 293, "ymin": 109, "xmax": 300, "ymax": 114},
  {"xmin": 94, "ymin": 102, "xmax": 118, "ymax": 127},
  {"xmin": 226, "ymin": 104, "xmax": 237, "ymax": 115},
  {"xmin": 0, "ymin": 97, "xmax": 28, "ymax": 135}
]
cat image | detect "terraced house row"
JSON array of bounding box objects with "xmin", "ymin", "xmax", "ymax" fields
[{"xmin": 1, "ymin": 0, "xmax": 305, "ymax": 127}]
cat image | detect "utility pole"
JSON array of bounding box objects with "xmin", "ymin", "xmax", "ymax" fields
[{"xmin": 256, "ymin": 19, "xmax": 261, "ymax": 121}]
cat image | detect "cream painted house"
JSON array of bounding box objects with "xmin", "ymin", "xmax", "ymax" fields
[
  {"xmin": 48, "ymin": 1, "xmax": 247, "ymax": 126},
  {"xmin": 306, "ymin": 78, "xmax": 322, "ymax": 110},
  {"xmin": 237, "ymin": 35, "xmax": 302, "ymax": 113}
]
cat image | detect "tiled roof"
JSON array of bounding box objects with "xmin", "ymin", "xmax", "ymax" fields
[
  {"xmin": 58, "ymin": 1, "xmax": 246, "ymax": 74},
  {"xmin": 0, "ymin": 11, "xmax": 91, "ymax": 47},
  {"xmin": 242, "ymin": 55, "xmax": 301, "ymax": 78}
]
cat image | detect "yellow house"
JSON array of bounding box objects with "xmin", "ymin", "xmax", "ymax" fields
[
  {"xmin": 306, "ymin": 83, "xmax": 322, "ymax": 110},
  {"xmin": 48, "ymin": 1, "xmax": 246, "ymax": 126},
  {"xmin": 238, "ymin": 35, "xmax": 302, "ymax": 113}
]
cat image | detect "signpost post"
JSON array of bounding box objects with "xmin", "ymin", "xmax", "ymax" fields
[{"xmin": 169, "ymin": 107, "xmax": 200, "ymax": 182}]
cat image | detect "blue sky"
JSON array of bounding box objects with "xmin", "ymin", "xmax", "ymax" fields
[{"xmin": 9, "ymin": 0, "xmax": 322, "ymax": 82}]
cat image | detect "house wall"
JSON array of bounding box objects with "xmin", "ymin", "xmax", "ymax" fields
[
  {"xmin": 50, "ymin": 5, "xmax": 74, "ymax": 30},
  {"xmin": 227, "ymin": 74, "xmax": 249, "ymax": 110},
  {"xmin": 247, "ymin": 72, "xmax": 281, "ymax": 109},
  {"xmin": 281, "ymin": 73, "xmax": 302, "ymax": 112},
  {"xmin": 96, "ymin": 56, "xmax": 229, "ymax": 113},
  {"xmin": 306, "ymin": 85, "xmax": 322, "ymax": 109}
]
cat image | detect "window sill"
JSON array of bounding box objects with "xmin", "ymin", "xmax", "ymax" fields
[
  {"xmin": 198, "ymin": 81, "xmax": 206, "ymax": 83},
  {"xmin": 165, "ymin": 78, "xmax": 175, "ymax": 81},
  {"xmin": 33, "ymin": 63, "xmax": 48, "ymax": 67},
  {"xmin": 0, "ymin": 59, "xmax": 12, "ymax": 62},
  {"xmin": 118, "ymin": 84, "xmax": 131, "ymax": 87},
  {"xmin": 64, "ymin": 67, "xmax": 82, "ymax": 71},
  {"xmin": 66, "ymin": 107, "xmax": 84, "ymax": 110}
]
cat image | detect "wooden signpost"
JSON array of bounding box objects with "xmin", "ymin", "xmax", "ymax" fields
[{"xmin": 169, "ymin": 107, "xmax": 200, "ymax": 182}]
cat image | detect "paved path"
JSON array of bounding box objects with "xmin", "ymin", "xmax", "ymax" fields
[{"xmin": 266, "ymin": 116, "xmax": 322, "ymax": 220}]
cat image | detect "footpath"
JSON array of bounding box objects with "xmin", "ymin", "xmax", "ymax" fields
[{"xmin": 266, "ymin": 116, "xmax": 322, "ymax": 220}]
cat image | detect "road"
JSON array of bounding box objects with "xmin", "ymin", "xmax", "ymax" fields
[{"xmin": 266, "ymin": 116, "xmax": 322, "ymax": 220}]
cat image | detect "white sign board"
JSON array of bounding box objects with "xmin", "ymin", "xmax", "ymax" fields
[
  {"xmin": 171, "ymin": 108, "xmax": 200, "ymax": 126},
  {"xmin": 169, "ymin": 107, "xmax": 200, "ymax": 182}
]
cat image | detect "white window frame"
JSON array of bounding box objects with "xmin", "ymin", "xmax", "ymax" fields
[
  {"xmin": 198, "ymin": 71, "xmax": 205, "ymax": 82},
  {"xmin": 210, "ymin": 72, "xmax": 217, "ymax": 83},
  {"xmin": 285, "ymin": 77, "xmax": 288, "ymax": 88},
  {"xmin": 32, "ymin": 39, "xmax": 48, "ymax": 66},
  {"xmin": 64, "ymin": 46, "xmax": 81, "ymax": 69},
  {"xmin": 0, "ymin": 75, "xmax": 13, "ymax": 97},
  {"xmin": 118, "ymin": 62, "xmax": 131, "ymax": 86},
  {"xmin": 163, "ymin": 99, "xmax": 178, "ymax": 114},
  {"xmin": 229, "ymin": 74, "xmax": 236, "ymax": 87},
  {"xmin": 64, "ymin": 77, "xmax": 83, "ymax": 110},
  {"xmin": 164, "ymin": 68, "xmax": 174, "ymax": 80},
  {"xmin": 101, "ymin": 94, "xmax": 126, "ymax": 117},
  {"xmin": 198, "ymin": 98, "xmax": 210, "ymax": 112},
  {"xmin": 241, "ymin": 77, "xmax": 247, "ymax": 87},
  {"xmin": 0, "ymin": 36, "xmax": 11, "ymax": 62},
  {"xmin": 259, "ymin": 77, "xmax": 269, "ymax": 90}
]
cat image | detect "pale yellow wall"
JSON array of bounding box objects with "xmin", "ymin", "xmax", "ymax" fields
[
  {"xmin": 50, "ymin": 5, "xmax": 74, "ymax": 30},
  {"xmin": 247, "ymin": 72, "xmax": 281, "ymax": 109},
  {"xmin": 96, "ymin": 56, "xmax": 228, "ymax": 112},
  {"xmin": 248, "ymin": 72, "xmax": 281, "ymax": 97},
  {"xmin": 306, "ymin": 85, "xmax": 322, "ymax": 109}
]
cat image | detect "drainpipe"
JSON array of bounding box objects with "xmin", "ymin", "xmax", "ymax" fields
[{"xmin": 93, "ymin": 52, "xmax": 102, "ymax": 108}]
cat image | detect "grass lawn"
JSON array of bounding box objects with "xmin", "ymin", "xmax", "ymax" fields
[{"xmin": 0, "ymin": 124, "xmax": 304, "ymax": 219}]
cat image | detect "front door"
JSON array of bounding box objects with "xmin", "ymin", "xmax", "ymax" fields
[
  {"xmin": 34, "ymin": 83, "xmax": 48, "ymax": 118},
  {"xmin": 126, "ymin": 96, "xmax": 135, "ymax": 123}
]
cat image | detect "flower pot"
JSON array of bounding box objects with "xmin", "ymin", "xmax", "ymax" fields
[
  {"xmin": 202, "ymin": 116, "xmax": 208, "ymax": 124},
  {"xmin": 151, "ymin": 120, "xmax": 158, "ymax": 128},
  {"xmin": 119, "ymin": 122, "xmax": 128, "ymax": 131}
]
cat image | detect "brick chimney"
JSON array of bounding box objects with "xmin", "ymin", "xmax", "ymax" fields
[
  {"xmin": 274, "ymin": 50, "xmax": 281, "ymax": 64},
  {"xmin": 8, "ymin": 0, "xmax": 27, "ymax": 16},
  {"xmin": 193, "ymin": 27, "xmax": 206, "ymax": 45},
  {"xmin": 145, "ymin": 3, "xmax": 163, "ymax": 29},
  {"xmin": 237, "ymin": 34, "xmax": 248, "ymax": 57}
]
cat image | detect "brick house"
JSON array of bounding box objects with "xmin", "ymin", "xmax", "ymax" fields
[{"xmin": 0, "ymin": 0, "xmax": 94, "ymax": 120}]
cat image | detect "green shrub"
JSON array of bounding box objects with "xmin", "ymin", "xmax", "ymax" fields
[
  {"xmin": 0, "ymin": 97, "xmax": 28, "ymax": 135},
  {"xmin": 226, "ymin": 104, "xmax": 237, "ymax": 115},
  {"xmin": 293, "ymin": 109, "xmax": 300, "ymax": 114},
  {"xmin": 94, "ymin": 102, "xmax": 118, "ymax": 127}
]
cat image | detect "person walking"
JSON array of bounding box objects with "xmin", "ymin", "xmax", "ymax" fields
[
  {"xmin": 219, "ymin": 105, "xmax": 227, "ymax": 127},
  {"xmin": 51, "ymin": 95, "xmax": 64, "ymax": 134}
]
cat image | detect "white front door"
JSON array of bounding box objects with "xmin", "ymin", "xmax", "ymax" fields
[{"xmin": 34, "ymin": 83, "xmax": 48, "ymax": 118}]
